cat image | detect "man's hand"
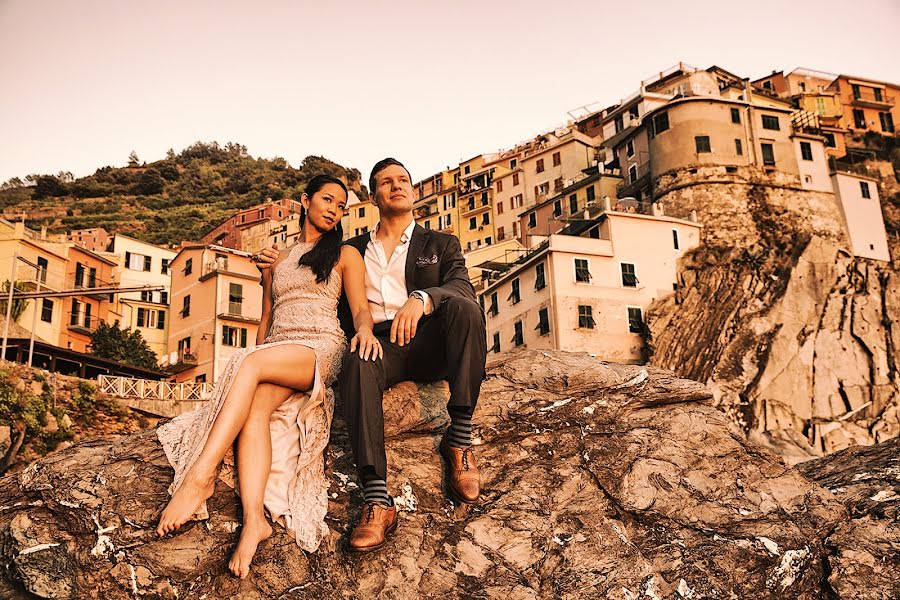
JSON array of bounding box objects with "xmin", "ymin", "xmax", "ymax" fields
[
  {"xmin": 254, "ymin": 245, "xmax": 279, "ymax": 271},
  {"xmin": 390, "ymin": 297, "xmax": 425, "ymax": 347}
]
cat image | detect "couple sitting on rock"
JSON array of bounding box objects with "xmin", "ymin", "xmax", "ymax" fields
[{"xmin": 154, "ymin": 158, "xmax": 488, "ymax": 578}]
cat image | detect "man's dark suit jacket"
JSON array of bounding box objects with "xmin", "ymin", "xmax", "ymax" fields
[{"xmin": 337, "ymin": 224, "xmax": 476, "ymax": 338}]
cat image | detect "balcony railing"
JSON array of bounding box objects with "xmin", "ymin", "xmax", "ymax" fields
[
  {"xmin": 850, "ymin": 89, "xmax": 895, "ymax": 109},
  {"xmin": 216, "ymin": 300, "xmax": 259, "ymax": 324},
  {"xmin": 165, "ymin": 349, "xmax": 199, "ymax": 374},
  {"xmin": 617, "ymin": 163, "xmax": 651, "ymax": 196}
]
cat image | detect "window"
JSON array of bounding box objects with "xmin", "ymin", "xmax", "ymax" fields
[
  {"xmin": 469, "ymin": 217, "xmax": 477, "ymax": 230},
  {"xmin": 586, "ymin": 186, "xmax": 595, "ymax": 202},
  {"xmin": 816, "ymin": 97, "xmax": 826, "ymax": 114},
  {"xmin": 509, "ymin": 159, "xmax": 517, "ymax": 169},
  {"xmin": 695, "ymin": 136, "xmax": 711, "ymax": 153},
  {"xmin": 653, "ymin": 112, "xmax": 669, "ymax": 135},
  {"xmin": 874, "ymin": 88, "xmax": 883, "ymax": 102},
  {"xmin": 497, "ymin": 202, "xmax": 504, "ymax": 215},
  {"xmin": 626, "ymin": 140, "xmax": 635, "ymax": 158},
  {"xmin": 496, "ymin": 179, "xmax": 503, "ymax": 193},
  {"xmin": 879, "ymin": 112, "xmax": 895, "ymax": 133},
  {"xmin": 536, "ymin": 182, "xmax": 549, "ymax": 197},
  {"xmin": 761, "ymin": 143, "xmax": 775, "ymax": 166},
  {"xmin": 627, "ymin": 307, "xmax": 644, "ymax": 334},
  {"xmin": 761, "ymin": 115, "xmax": 780, "ymax": 130},
  {"xmin": 553, "ymin": 200, "xmax": 562, "ymax": 217},
  {"xmin": 88, "ymin": 267, "xmax": 96, "ymax": 288},
  {"xmin": 535, "ymin": 262, "xmax": 546, "ymax": 291},
  {"xmin": 508, "ymin": 278, "xmax": 521, "ymax": 305},
  {"xmin": 621, "ymin": 263, "xmax": 638, "ymax": 287},
  {"xmin": 800, "ymin": 141, "xmax": 813, "ymax": 161},
  {"xmin": 195, "ymin": 374, "xmax": 207, "ymax": 384},
  {"xmin": 512, "ymin": 173, "xmax": 519, "ymax": 186},
  {"xmin": 181, "ymin": 295, "xmax": 191, "ymax": 317},
  {"xmin": 735, "ymin": 139, "xmax": 743, "ymax": 155},
  {"xmin": 228, "ymin": 283, "xmax": 243, "ymax": 315},
  {"xmin": 464, "ymin": 165, "xmax": 470, "ymax": 175},
  {"xmin": 614, "ymin": 115, "xmax": 624, "ymax": 133},
  {"xmin": 554, "ymin": 177, "xmax": 563, "ymax": 191},
  {"xmin": 823, "ymin": 132, "xmax": 836, "ymax": 148},
  {"xmin": 569, "ymin": 194, "xmax": 578, "ymax": 215},
  {"xmin": 481, "ymin": 191, "xmax": 489, "ymax": 205},
  {"xmin": 852, "ymin": 84, "xmax": 861, "ymax": 99},
  {"xmin": 424, "ymin": 221, "xmax": 432, "ymax": 230},
  {"xmin": 496, "ymin": 226, "xmax": 504, "ymax": 240},
  {"xmin": 512, "ymin": 320, "xmax": 524, "ymax": 347},
  {"xmin": 70, "ymin": 299, "xmax": 80, "ymax": 326},
  {"xmin": 629, "ymin": 164, "xmax": 638, "ymax": 183},
  {"xmin": 552, "ymin": 152, "xmax": 561, "ymax": 167},
  {"xmin": 731, "ymin": 107, "xmax": 740, "ymax": 124},
  {"xmin": 37, "ymin": 257, "xmax": 48, "ymax": 283},
  {"xmin": 184, "ymin": 258, "xmax": 193, "ymax": 275},
  {"xmin": 481, "ymin": 212, "xmax": 490, "ymax": 226},
  {"xmin": 74, "ymin": 262, "xmax": 85, "ymax": 288},
  {"xmin": 853, "ymin": 109, "xmax": 866, "ymax": 128},
  {"xmin": 860, "ymin": 181, "xmax": 871, "ymax": 199},
  {"xmin": 84, "ymin": 303, "xmax": 91, "ymax": 328},
  {"xmin": 488, "ymin": 292, "xmax": 499, "ymax": 316},
  {"xmin": 178, "ymin": 336, "xmax": 191, "ymax": 353},
  {"xmin": 535, "ymin": 307, "xmax": 550, "ymax": 336},
  {"xmin": 511, "ymin": 194, "xmax": 524, "ymax": 209},
  {"xmin": 528, "ymin": 213, "xmax": 537, "ymax": 229},
  {"xmin": 574, "ymin": 258, "xmax": 592, "ymax": 283},
  {"xmin": 673, "ymin": 229, "xmax": 680, "ymax": 250},
  {"xmin": 536, "ymin": 159, "xmax": 545, "ymax": 173},
  {"xmin": 491, "ymin": 332, "xmax": 501, "ymax": 353},
  {"xmin": 161, "ymin": 258, "xmax": 170, "ymax": 275},
  {"xmin": 222, "ymin": 325, "xmax": 248, "ymax": 348},
  {"xmin": 578, "ymin": 305, "xmax": 595, "ymax": 329},
  {"xmin": 41, "ymin": 299, "xmax": 53, "ymax": 323}
]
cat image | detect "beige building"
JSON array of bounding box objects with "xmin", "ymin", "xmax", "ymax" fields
[
  {"xmin": 479, "ymin": 204, "xmax": 701, "ymax": 363},
  {"xmin": 165, "ymin": 245, "xmax": 262, "ymax": 384},
  {"xmin": 463, "ymin": 238, "xmax": 526, "ymax": 291},
  {"xmin": 457, "ymin": 156, "xmax": 501, "ymax": 252},
  {"xmin": 520, "ymin": 128, "xmax": 596, "ymax": 209},
  {"xmin": 107, "ymin": 234, "xmax": 176, "ymax": 360},
  {"xmin": 830, "ymin": 171, "xmax": 890, "ymax": 262},
  {"xmin": 344, "ymin": 189, "xmax": 378, "ymax": 239},
  {"xmin": 490, "ymin": 149, "xmax": 527, "ymax": 244}
]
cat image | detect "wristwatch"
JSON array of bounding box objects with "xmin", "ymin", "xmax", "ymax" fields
[{"xmin": 409, "ymin": 291, "xmax": 427, "ymax": 305}]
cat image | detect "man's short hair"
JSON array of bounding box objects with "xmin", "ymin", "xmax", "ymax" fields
[{"xmin": 369, "ymin": 158, "xmax": 411, "ymax": 195}]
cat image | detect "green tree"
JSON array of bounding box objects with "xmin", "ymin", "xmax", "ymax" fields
[
  {"xmin": 128, "ymin": 151, "xmax": 140, "ymax": 167},
  {"xmin": 89, "ymin": 321, "xmax": 159, "ymax": 370},
  {"xmin": 135, "ymin": 168, "xmax": 165, "ymax": 195},
  {"xmin": 0, "ymin": 281, "xmax": 29, "ymax": 322},
  {"xmin": 33, "ymin": 175, "xmax": 67, "ymax": 198}
]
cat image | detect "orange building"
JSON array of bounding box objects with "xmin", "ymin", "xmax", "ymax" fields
[
  {"xmin": 827, "ymin": 74, "xmax": 898, "ymax": 140},
  {"xmin": 202, "ymin": 199, "xmax": 303, "ymax": 250},
  {"xmin": 67, "ymin": 227, "xmax": 110, "ymax": 253},
  {"xmin": 59, "ymin": 245, "xmax": 118, "ymax": 352}
]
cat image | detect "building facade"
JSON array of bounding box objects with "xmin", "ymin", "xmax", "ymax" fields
[{"xmin": 59, "ymin": 245, "xmax": 117, "ymax": 352}]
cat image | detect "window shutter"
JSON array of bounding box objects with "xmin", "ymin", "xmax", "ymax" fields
[
  {"xmin": 125, "ymin": 252, "xmax": 131, "ymax": 268},
  {"xmin": 144, "ymin": 255, "xmax": 151, "ymax": 271},
  {"xmin": 222, "ymin": 326, "xmax": 229, "ymax": 345},
  {"xmin": 240, "ymin": 328, "xmax": 247, "ymax": 348},
  {"xmin": 157, "ymin": 310, "xmax": 166, "ymax": 330},
  {"xmin": 136, "ymin": 307, "xmax": 145, "ymax": 327}
]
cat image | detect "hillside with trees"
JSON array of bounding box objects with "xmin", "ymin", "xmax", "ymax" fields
[{"xmin": 0, "ymin": 142, "xmax": 364, "ymax": 246}]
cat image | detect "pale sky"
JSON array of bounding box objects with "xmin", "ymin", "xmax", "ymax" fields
[{"xmin": 2, "ymin": 0, "xmax": 899, "ymax": 185}]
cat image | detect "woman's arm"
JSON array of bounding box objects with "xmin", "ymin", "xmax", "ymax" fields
[
  {"xmin": 340, "ymin": 246, "xmax": 382, "ymax": 360},
  {"xmin": 256, "ymin": 267, "xmax": 274, "ymax": 346}
]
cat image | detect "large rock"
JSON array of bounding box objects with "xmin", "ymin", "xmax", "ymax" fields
[{"xmin": 0, "ymin": 349, "xmax": 885, "ymax": 599}]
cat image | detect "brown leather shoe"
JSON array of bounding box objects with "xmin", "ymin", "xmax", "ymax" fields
[
  {"xmin": 440, "ymin": 436, "xmax": 481, "ymax": 504},
  {"xmin": 348, "ymin": 502, "xmax": 398, "ymax": 553}
]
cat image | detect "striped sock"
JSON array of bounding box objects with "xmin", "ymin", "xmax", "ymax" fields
[
  {"xmin": 362, "ymin": 472, "xmax": 392, "ymax": 506},
  {"xmin": 447, "ymin": 407, "xmax": 473, "ymax": 448}
]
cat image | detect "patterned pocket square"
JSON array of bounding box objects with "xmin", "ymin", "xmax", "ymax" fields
[{"xmin": 416, "ymin": 254, "xmax": 439, "ymax": 268}]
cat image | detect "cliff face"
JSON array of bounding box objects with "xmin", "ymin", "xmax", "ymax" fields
[
  {"xmin": 2, "ymin": 350, "xmax": 895, "ymax": 599},
  {"xmin": 649, "ymin": 172, "xmax": 900, "ymax": 458}
]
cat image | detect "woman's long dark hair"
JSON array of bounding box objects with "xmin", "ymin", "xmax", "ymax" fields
[{"xmin": 298, "ymin": 174, "xmax": 347, "ymax": 283}]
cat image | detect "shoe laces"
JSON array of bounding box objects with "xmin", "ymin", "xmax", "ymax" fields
[
  {"xmin": 462, "ymin": 447, "xmax": 473, "ymax": 471},
  {"xmin": 364, "ymin": 503, "xmax": 375, "ymax": 522}
]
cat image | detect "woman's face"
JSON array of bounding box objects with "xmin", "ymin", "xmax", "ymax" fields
[{"xmin": 303, "ymin": 183, "xmax": 348, "ymax": 233}]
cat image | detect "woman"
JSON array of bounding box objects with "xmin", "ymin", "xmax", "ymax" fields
[{"xmin": 156, "ymin": 174, "xmax": 381, "ymax": 578}]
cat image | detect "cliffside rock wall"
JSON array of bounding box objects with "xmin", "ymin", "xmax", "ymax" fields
[{"xmin": 0, "ymin": 350, "xmax": 871, "ymax": 599}]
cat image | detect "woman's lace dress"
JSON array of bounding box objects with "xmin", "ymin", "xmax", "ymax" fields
[{"xmin": 157, "ymin": 241, "xmax": 346, "ymax": 552}]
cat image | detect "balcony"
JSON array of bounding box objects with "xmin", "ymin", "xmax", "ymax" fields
[
  {"xmin": 166, "ymin": 349, "xmax": 199, "ymax": 374},
  {"xmin": 461, "ymin": 200, "xmax": 491, "ymax": 217},
  {"xmin": 217, "ymin": 301, "xmax": 259, "ymax": 325},
  {"xmin": 850, "ymin": 89, "xmax": 895, "ymax": 110},
  {"xmin": 617, "ymin": 163, "xmax": 651, "ymax": 198},
  {"xmin": 67, "ymin": 313, "xmax": 98, "ymax": 336}
]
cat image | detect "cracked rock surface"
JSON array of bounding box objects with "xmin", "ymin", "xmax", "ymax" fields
[{"xmin": 0, "ymin": 349, "xmax": 890, "ymax": 599}]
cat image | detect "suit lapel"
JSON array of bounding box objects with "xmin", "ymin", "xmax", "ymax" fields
[{"xmin": 405, "ymin": 225, "xmax": 428, "ymax": 295}]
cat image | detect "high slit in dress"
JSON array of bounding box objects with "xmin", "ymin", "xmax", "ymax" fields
[{"xmin": 157, "ymin": 241, "xmax": 347, "ymax": 552}]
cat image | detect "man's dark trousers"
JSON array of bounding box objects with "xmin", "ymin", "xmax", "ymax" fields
[{"xmin": 340, "ymin": 296, "xmax": 487, "ymax": 482}]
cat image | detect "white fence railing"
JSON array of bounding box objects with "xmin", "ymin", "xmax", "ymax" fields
[{"xmin": 98, "ymin": 375, "xmax": 213, "ymax": 402}]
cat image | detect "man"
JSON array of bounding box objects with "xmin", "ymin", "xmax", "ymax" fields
[{"xmin": 256, "ymin": 158, "xmax": 487, "ymax": 553}]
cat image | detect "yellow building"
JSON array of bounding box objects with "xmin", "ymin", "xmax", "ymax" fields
[
  {"xmin": 106, "ymin": 234, "xmax": 176, "ymax": 361},
  {"xmin": 414, "ymin": 167, "xmax": 461, "ymax": 237},
  {"xmin": 165, "ymin": 245, "xmax": 262, "ymax": 384},
  {"xmin": 343, "ymin": 189, "xmax": 378, "ymax": 240},
  {"xmin": 486, "ymin": 149, "xmax": 526, "ymax": 244},
  {"xmin": 457, "ymin": 156, "xmax": 498, "ymax": 252}
]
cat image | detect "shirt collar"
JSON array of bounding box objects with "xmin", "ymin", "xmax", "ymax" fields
[{"xmin": 371, "ymin": 219, "xmax": 417, "ymax": 244}]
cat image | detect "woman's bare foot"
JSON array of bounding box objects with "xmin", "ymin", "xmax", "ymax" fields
[
  {"xmin": 228, "ymin": 515, "xmax": 273, "ymax": 579},
  {"xmin": 156, "ymin": 472, "xmax": 216, "ymax": 536}
]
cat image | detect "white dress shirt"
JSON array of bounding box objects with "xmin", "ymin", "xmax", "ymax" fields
[{"xmin": 365, "ymin": 220, "xmax": 433, "ymax": 324}]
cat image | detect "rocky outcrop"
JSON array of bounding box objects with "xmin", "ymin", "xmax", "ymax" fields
[
  {"xmin": 3, "ymin": 349, "xmax": 889, "ymax": 599},
  {"xmin": 649, "ymin": 235, "xmax": 900, "ymax": 458},
  {"xmin": 797, "ymin": 436, "xmax": 900, "ymax": 599}
]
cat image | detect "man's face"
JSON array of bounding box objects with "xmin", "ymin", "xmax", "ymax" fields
[{"xmin": 372, "ymin": 164, "xmax": 414, "ymax": 216}]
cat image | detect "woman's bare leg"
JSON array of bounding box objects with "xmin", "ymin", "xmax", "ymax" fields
[
  {"xmin": 157, "ymin": 345, "xmax": 317, "ymax": 536},
  {"xmin": 229, "ymin": 383, "xmax": 295, "ymax": 578}
]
